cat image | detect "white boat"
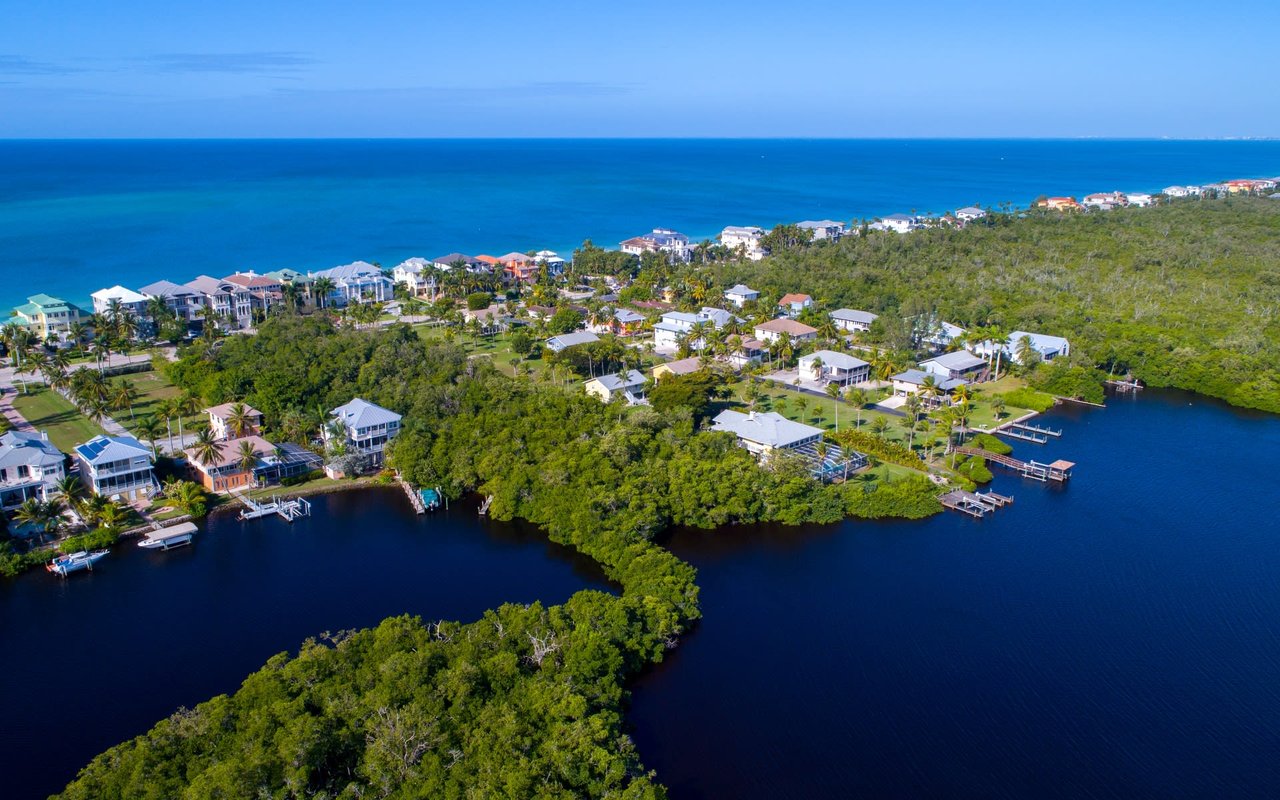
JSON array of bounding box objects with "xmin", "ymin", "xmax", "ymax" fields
[
  {"xmin": 139, "ymin": 522, "xmax": 198, "ymax": 551},
  {"xmin": 47, "ymin": 550, "xmax": 109, "ymax": 577}
]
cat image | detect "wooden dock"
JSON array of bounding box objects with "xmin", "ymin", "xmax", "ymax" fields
[
  {"xmin": 234, "ymin": 493, "xmax": 312, "ymax": 522},
  {"xmin": 398, "ymin": 478, "xmax": 426, "ymax": 514},
  {"xmin": 953, "ymin": 447, "xmax": 1075, "ymax": 482},
  {"xmin": 1105, "ymin": 377, "xmax": 1144, "ymax": 393},
  {"xmin": 940, "ymin": 489, "xmax": 1014, "ymax": 518}
]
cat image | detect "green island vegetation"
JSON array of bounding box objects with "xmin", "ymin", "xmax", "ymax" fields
[{"xmin": 52, "ymin": 196, "xmax": 1280, "ymax": 796}]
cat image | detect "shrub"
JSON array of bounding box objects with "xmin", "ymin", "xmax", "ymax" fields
[
  {"xmin": 956, "ymin": 455, "xmax": 993, "ymax": 484},
  {"xmin": 833, "ymin": 429, "xmax": 928, "ymax": 471},
  {"xmin": 968, "ymin": 432, "xmax": 1012, "ymax": 454},
  {"xmin": 58, "ymin": 528, "xmax": 118, "ymax": 554},
  {"xmin": 464, "ymin": 292, "xmax": 491, "ymax": 311},
  {"xmin": 1000, "ymin": 387, "xmax": 1056, "ymax": 413}
]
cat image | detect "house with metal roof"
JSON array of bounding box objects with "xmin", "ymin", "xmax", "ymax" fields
[
  {"xmin": 91, "ymin": 285, "xmax": 150, "ymax": 320},
  {"xmin": 584, "ymin": 370, "xmax": 648, "ymax": 405},
  {"xmin": 652, "ymin": 307, "xmax": 741, "ymax": 350},
  {"xmin": 712, "ymin": 410, "xmax": 865, "ymax": 481},
  {"xmin": 74, "ymin": 434, "xmax": 156, "ymax": 501},
  {"xmin": 830, "ymin": 308, "xmax": 878, "ymax": 333},
  {"xmin": 309, "ymin": 261, "xmax": 393, "ymax": 307},
  {"xmin": 955, "ymin": 206, "xmax": 987, "ymax": 221},
  {"xmin": 545, "ymin": 331, "xmax": 600, "ymax": 353},
  {"xmin": 11, "ymin": 294, "xmax": 85, "ymax": 342},
  {"xmin": 890, "ymin": 369, "xmax": 968, "ymax": 401},
  {"xmin": 323, "ymin": 398, "xmax": 402, "ymax": 468},
  {"xmin": 919, "ymin": 350, "xmax": 989, "ymax": 382},
  {"xmin": 0, "ymin": 431, "xmax": 66, "ymax": 512},
  {"xmin": 921, "ymin": 320, "xmax": 966, "ymax": 351},
  {"xmin": 724, "ymin": 284, "xmax": 759, "ymax": 308},
  {"xmin": 874, "ymin": 213, "xmax": 918, "ymax": 234},
  {"xmin": 796, "ymin": 220, "xmax": 846, "ymax": 240},
  {"xmin": 619, "ymin": 229, "xmax": 691, "ymax": 262},
  {"xmin": 968, "ymin": 330, "xmax": 1071, "ymax": 364},
  {"xmin": 141, "ymin": 280, "xmax": 204, "ymax": 322},
  {"xmin": 392, "ymin": 257, "xmax": 439, "ymax": 298},
  {"xmin": 798, "ymin": 350, "xmax": 870, "ymax": 386}
]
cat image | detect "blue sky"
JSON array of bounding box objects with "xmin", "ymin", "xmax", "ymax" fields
[{"xmin": 2, "ymin": 0, "xmax": 1277, "ymax": 138}]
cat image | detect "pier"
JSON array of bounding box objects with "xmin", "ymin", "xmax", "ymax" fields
[
  {"xmin": 953, "ymin": 446, "xmax": 1075, "ymax": 482},
  {"xmin": 939, "ymin": 489, "xmax": 1014, "ymax": 518},
  {"xmin": 234, "ymin": 493, "xmax": 312, "ymax": 522},
  {"xmin": 399, "ymin": 478, "xmax": 426, "ymax": 514},
  {"xmin": 995, "ymin": 420, "xmax": 1063, "ymax": 444},
  {"xmin": 1105, "ymin": 377, "xmax": 1144, "ymax": 393}
]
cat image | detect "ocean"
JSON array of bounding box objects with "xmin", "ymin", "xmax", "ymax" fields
[{"xmin": 1, "ymin": 138, "xmax": 1278, "ymax": 311}]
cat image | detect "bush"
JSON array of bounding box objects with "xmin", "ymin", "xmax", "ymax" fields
[
  {"xmin": 968, "ymin": 432, "xmax": 1012, "ymax": 454},
  {"xmin": 843, "ymin": 475, "xmax": 942, "ymax": 519},
  {"xmin": 956, "ymin": 455, "xmax": 993, "ymax": 484},
  {"xmin": 834, "ymin": 429, "xmax": 928, "ymax": 470},
  {"xmin": 1029, "ymin": 362, "xmax": 1106, "ymax": 404},
  {"xmin": 0, "ymin": 542, "xmax": 54, "ymax": 577},
  {"xmin": 1000, "ymin": 387, "xmax": 1056, "ymax": 413},
  {"xmin": 464, "ymin": 292, "xmax": 491, "ymax": 310},
  {"xmin": 280, "ymin": 469, "xmax": 323, "ymax": 487},
  {"xmin": 58, "ymin": 528, "xmax": 118, "ymax": 554}
]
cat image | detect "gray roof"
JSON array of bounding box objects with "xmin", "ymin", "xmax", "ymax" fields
[
  {"xmin": 140, "ymin": 279, "xmax": 199, "ymax": 298},
  {"xmin": 799, "ymin": 350, "xmax": 869, "ymax": 370},
  {"xmin": 74, "ymin": 435, "xmax": 151, "ymax": 465},
  {"xmin": 921, "ymin": 350, "xmax": 987, "ymax": 372},
  {"xmin": 185, "ymin": 275, "xmax": 242, "ymax": 296},
  {"xmin": 587, "ymin": 370, "xmax": 646, "ymax": 392},
  {"xmin": 0, "ymin": 431, "xmax": 63, "ymax": 469},
  {"xmin": 330, "ymin": 398, "xmax": 402, "ymax": 429},
  {"xmin": 725, "ymin": 284, "xmax": 758, "ymax": 296},
  {"xmin": 312, "ymin": 261, "xmax": 384, "ymax": 281},
  {"xmin": 614, "ymin": 309, "xmax": 645, "ymax": 324},
  {"xmin": 712, "ymin": 410, "xmax": 823, "ymax": 449},
  {"xmin": 883, "ymin": 213, "xmax": 915, "ymax": 222},
  {"xmin": 545, "ymin": 331, "xmax": 600, "ymax": 351},
  {"xmin": 796, "ymin": 219, "xmax": 845, "ymax": 229},
  {"xmin": 830, "ymin": 308, "xmax": 878, "ymax": 324},
  {"xmin": 956, "ymin": 206, "xmax": 986, "ymax": 216},
  {"xmin": 891, "ymin": 369, "xmax": 968, "ymax": 392}
]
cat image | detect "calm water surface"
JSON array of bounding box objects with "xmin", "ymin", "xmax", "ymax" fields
[
  {"xmin": 0, "ymin": 488, "xmax": 609, "ymax": 799},
  {"xmin": 629, "ymin": 390, "xmax": 1280, "ymax": 799}
]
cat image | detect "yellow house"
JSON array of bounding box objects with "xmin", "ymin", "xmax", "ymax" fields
[
  {"xmin": 11, "ymin": 294, "xmax": 85, "ymax": 342},
  {"xmin": 652, "ymin": 356, "xmax": 706, "ymax": 382}
]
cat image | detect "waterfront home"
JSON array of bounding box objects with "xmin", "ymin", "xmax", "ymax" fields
[
  {"xmin": 0, "ymin": 431, "xmax": 66, "ymax": 512},
  {"xmin": 753, "ymin": 318, "xmax": 818, "ymax": 344},
  {"xmin": 589, "ymin": 308, "xmax": 645, "ymax": 337},
  {"xmin": 74, "ymin": 434, "xmax": 156, "ymax": 502},
  {"xmin": 830, "ymin": 308, "xmax": 878, "ymax": 333},
  {"xmin": 204, "ymin": 402, "xmax": 264, "ymax": 441},
  {"xmin": 185, "ymin": 275, "xmax": 253, "ymax": 329},
  {"xmin": 1125, "ymin": 193, "xmax": 1155, "ymax": 207},
  {"xmin": 955, "ymin": 206, "xmax": 986, "ymax": 221},
  {"xmin": 309, "ymin": 261, "xmax": 393, "ymax": 307},
  {"xmin": 890, "ymin": 369, "xmax": 967, "ymax": 401},
  {"xmin": 652, "ymin": 307, "xmax": 740, "ymax": 350},
  {"xmin": 584, "ymin": 370, "xmax": 648, "ymax": 405},
  {"xmin": 968, "ymin": 330, "xmax": 1070, "ymax": 363},
  {"xmin": 1083, "ymin": 192, "xmax": 1128, "ymax": 210},
  {"xmin": 876, "ymin": 213, "xmax": 917, "ymax": 234},
  {"xmin": 652, "ymin": 356, "xmax": 706, "ymax": 382},
  {"xmin": 712, "ymin": 409, "xmax": 864, "ymax": 481},
  {"xmin": 184, "ymin": 434, "xmax": 275, "ymax": 493},
  {"xmin": 324, "ymin": 398, "xmax": 402, "ymax": 468},
  {"xmin": 798, "ymin": 350, "xmax": 870, "ymax": 386},
  {"xmin": 796, "ymin": 220, "xmax": 846, "ymax": 240},
  {"xmin": 545, "ymin": 331, "xmax": 600, "ymax": 353},
  {"xmin": 499, "ymin": 252, "xmax": 539, "ymax": 283},
  {"xmin": 392, "ymin": 258, "xmax": 438, "ymax": 298},
  {"xmin": 1222, "ymin": 178, "xmax": 1276, "ymax": 194},
  {"xmin": 140, "ymin": 280, "xmax": 204, "ymax": 323},
  {"xmin": 777, "ymin": 293, "xmax": 813, "ymax": 317},
  {"xmin": 620, "ymin": 229, "xmax": 692, "ymax": 262},
  {"xmin": 724, "ymin": 284, "xmax": 759, "ymax": 308},
  {"xmin": 1162, "ymin": 185, "xmax": 1201, "ymax": 198},
  {"xmin": 11, "ymin": 294, "xmax": 84, "ymax": 343},
  {"xmin": 431, "ymin": 253, "xmax": 486, "ymax": 273},
  {"xmin": 1037, "ymin": 197, "xmax": 1083, "ymax": 211},
  {"xmin": 91, "ymin": 285, "xmax": 150, "ymax": 324},
  {"xmin": 224, "ymin": 272, "xmax": 284, "ymax": 317},
  {"xmin": 720, "ymin": 226, "xmax": 767, "ymax": 260},
  {"xmin": 474, "ymin": 255, "xmax": 502, "ymax": 271},
  {"xmin": 919, "ymin": 350, "xmax": 988, "ymax": 382},
  {"xmin": 534, "ymin": 250, "xmax": 567, "ymax": 276}
]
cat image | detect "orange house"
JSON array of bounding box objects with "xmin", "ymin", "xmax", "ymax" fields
[
  {"xmin": 184, "ymin": 435, "xmax": 274, "ymax": 493},
  {"xmin": 499, "ymin": 252, "xmax": 539, "ymax": 283},
  {"xmin": 1037, "ymin": 196, "xmax": 1082, "ymax": 211}
]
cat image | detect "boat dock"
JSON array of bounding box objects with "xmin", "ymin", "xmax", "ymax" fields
[
  {"xmin": 994, "ymin": 420, "xmax": 1062, "ymax": 445},
  {"xmin": 234, "ymin": 493, "xmax": 312, "ymax": 522},
  {"xmin": 940, "ymin": 489, "xmax": 1015, "ymax": 518},
  {"xmin": 139, "ymin": 521, "xmax": 197, "ymax": 551},
  {"xmin": 1105, "ymin": 377, "xmax": 1144, "ymax": 393},
  {"xmin": 399, "ymin": 478, "xmax": 426, "ymax": 514},
  {"xmin": 954, "ymin": 446, "xmax": 1075, "ymax": 482}
]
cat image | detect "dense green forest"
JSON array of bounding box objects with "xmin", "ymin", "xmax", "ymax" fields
[
  {"xmin": 60, "ymin": 317, "xmax": 937, "ymax": 798},
  {"xmin": 707, "ymin": 198, "xmax": 1280, "ymax": 412}
]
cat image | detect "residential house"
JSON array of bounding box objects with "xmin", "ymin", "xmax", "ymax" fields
[
  {"xmin": 798, "ymin": 350, "xmax": 870, "ymax": 386},
  {"xmin": 955, "ymin": 206, "xmax": 987, "ymax": 221},
  {"xmin": 534, "ymin": 250, "xmax": 567, "ymax": 276},
  {"xmin": 224, "ymin": 272, "xmax": 284, "ymax": 318},
  {"xmin": 777, "ymin": 293, "xmax": 813, "ymax": 317},
  {"xmin": 1083, "ymin": 192, "xmax": 1128, "ymax": 210},
  {"xmin": 204, "ymin": 402, "xmax": 264, "ymax": 441},
  {"xmin": 1162, "ymin": 185, "xmax": 1200, "ymax": 198},
  {"xmin": 753, "ymin": 318, "xmax": 818, "ymax": 344},
  {"xmin": 652, "ymin": 356, "xmax": 707, "ymax": 382},
  {"xmin": 184, "ymin": 434, "xmax": 275, "ymax": 493},
  {"xmin": 1036, "ymin": 197, "xmax": 1083, "ymax": 211},
  {"xmin": 830, "ymin": 308, "xmax": 878, "ymax": 333},
  {"xmin": 619, "ymin": 229, "xmax": 691, "ymax": 262},
  {"xmin": 796, "ymin": 220, "xmax": 846, "ymax": 240},
  {"xmin": 91, "ymin": 285, "xmax": 150, "ymax": 322},
  {"xmin": 726, "ymin": 336, "xmax": 768, "ymax": 369},
  {"xmin": 0, "ymin": 431, "xmax": 66, "ymax": 512},
  {"xmin": 431, "ymin": 253, "xmax": 486, "ymax": 273},
  {"xmin": 711, "ymin": 409, "xmax": 864, "ymax": 481},
  {"xmin": 309, "ymin": 261, "xmax": 393, "ymax": 307},
  {"xmin": 652, "ymin": 307, "xmax": 740, "ymax": 350},
  {"xmin": 140, "ymin": 280, "xmax": 204, "ymax": 324},
  {"xmin": 74, "ymin": 434, "xmax": 156, "ymax": 501},
  {"xmin": 545, "ymin": 331, "xmax": 600, "ymax": 353},
  {"xmin": 921, "ymin": 320, "xmax": 966, "ymax": 351},
  {"xmin": 185, "ymin": 275, "xmax": 253, "ymax": 329},
  {"xmin": 890, "ymin": 369, "xmax": 967, "ymax": 400},
  {"xmin": 919, "ymin": 350, "xmax": 988, "ymax": 382},
  {"xmin": 323, "ymin": 398, "xmax": 402, "ymax": 468},
  {"xmin": 474, "ymin": 255, "xmax": 503, "ymax": 271},
  {"xmin": 463, "ymin": 305, "xmax": 512, "ymax": 335},
  {"xmin": 720, "ymin": 226, "xmax": 767, "ymax": 260},
  {"xmin": 968, "ymin": 330, "xmax": 1071, "ymax": 363},
  {"xmin": 1125, "ymin": 192, "xmax": 1155, "ymax": 207},
  {"xmin": 393, "ymin": 258, "xmax": 439, "ymax": 298},
  {"xmin": 11, "ymin": 294, "xmax": 85, "ymax": 343},
  {"xmin": 724, "ymin": 284, "xmax": 759, "ymax": 308},
  {"xmin": 499, "ymin": 252, "xmax": 539, "ymax": 283},
  {"xmin": 589, "ymin": 308, "xmax": 645, "ymax": 337},
  {"xmin": 876, "ymin": 213, "xmax": 917, "ymax": 233},
  {"xmin": 584, "ymin": 370, "xmax": 648, "ymax": 405}
]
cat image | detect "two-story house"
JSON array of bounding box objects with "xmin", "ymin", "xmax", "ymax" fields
[
  {"xmin": 0, "ymin": 431, "xmax": 66, "ymax": 512},
  {"xmin": 392, "ymin": 258, "xmax": 439, "ymax": 298},
  {"xmin": 619, "ymin": 229, "xmax": 691, "ymax": 262},
  {"xmin": 140, "ymin": 280, "xmax": 205, "ymax": 324},
  {"xmin": 796, "ymin": 220, "xmax": 847, "ymax": 240},
  {"xmin": 11, "ymin": 294, "xmax": 85, "ymax": 343},
  {"xmin": 74, "ymin": 434, "xmax": 156, "ymax": 501},
  {"xmin": 324, "ymin": 398, "xmax": 402, "ymax": 468},
  {"xmin": 185, "ymin": 275, "xmax": 253, "ymax": 329},
  {"xmin": 310, "ymin": 262, "xmax": 394, "ymax": 307},
  {"xmin": 205, "ymin": 402, "xmax": 264, "ymax": 441},
  {"xmin": 184, "ymin": 434, "xmax": 275, "ymax": 493},
  {"xmin": 719, "ymin": 226, "xmax": 767, "ymax": 260}
]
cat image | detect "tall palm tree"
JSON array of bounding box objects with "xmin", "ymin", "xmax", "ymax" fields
[
  {"xmin": 825, "ymin": 382, "xmax": 841, "ymax": 428},
  {"xmin": 137, "ymin": 415, "xmax": 164, "ymax": 457},
  {"xmin": 844, "ymin": 387, "xmax": 869, "ymax": 428},
  {"xmin": 312, "ymin": 277, "xmax": 337, "ymax": 310},
  {"xmin": 190, "ymin": 427, "xmax": 222, "ymax": 468},
  {"xmin": 226, "ymin": 402, "xmax": 254, "ymax": 438},
  {"xmin": 111, "ymin": 378, "xmax": 138, "ymax": 422},
  {"xmin": 235, "ymin": 439, "xmax": 260, "ymax": 478}
]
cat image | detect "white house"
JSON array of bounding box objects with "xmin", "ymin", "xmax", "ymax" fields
[
  {"xmin": 653, "ymin": 307, "xmax": 739, "ymax": 350},
  {"xmin": 798, "ymin": 350, "xmax": 870, "ymax": 386},
  {"xmin": 184, "ymin": 275, "xmax": 253, "ymax": 329},
  {"xmin": 545, "ymin": 331, "xmax": 600, "ymax": 353},
  {"xmin": 921, "ymin": 320, "xmax": 966, "ymax": 350},
  {"xmin": 753, "ymin": 318, "xmax": 818, "ymax": 344},
  {"xmin": 720, "ymin": 226, "xmax": 767, "ymax": 260},
  {"xmin": 777, "ymin": 293, "xmax": 813, "ymax": 317},
  {"xmin": 310, "ymin": 261, "xmax": 394, "ymax": 307},
  {"xmin": 955, "ymin": 206, "xmax": 987, "ymax": 221},
  {"xmin": 1126, "ymin": 193, "xmax": 1155, "ymax": 207},
  {"xmin": 919, "ymin": 350, "xmax": 988, "ymax": 382},
  {"xmin": 711, "ymin": 410, "xmax": 822, "ymax": 458},
  {"xmin": 1083, "ymin": 192, "xmax": 1128, "ymax": 210},
  {"xmin": 890, "ymin": 369, "xmax": 968, "ymax": 400},
  {"xmin": 584, "ymin": 370, "xmax": 648, "ymax": 405},
  {"xmin": 204, "ymin": 402, "xmax": 264, "ymax": 441},
  {"xmin": 619, "ymin": 229, "xmax": 691, "ymax": 262},
  {"xmin": 91, "ymin": 285, "xmax": 150, "ymax": 320},
  {"xmin": 876, "ymin": 213, "xmax": 917, "ymax": 234},
  {"xmin": 324, "ymin": 398, "xmax": 402, "ymax": 467},
  {"xmin": 796, "ymin": 220, "xmax": 846, "ymax": 240},
  {"xmin": 0, "ymin": 431, "xmax": 66, "ymax": 512},
  {"xmin": 392, "ymin": 258, "xmax": 439, "ymax": 298},
  {"xmin": 1162, "ymin": 185, "xmax": 1200, "ymax": 198},
  {"xmin": 968, "ymin": 331, "xmax": 1071, "ymax": 363},
  {"xmin": 74, "ymin": 435, "xmax": 156, "ymax": 501},
  {"xmin": 724, "ymin": 284, "xmax": 760, "ymax": 308},
  {"xmin": 534, "ymin": 250, "xmax": 567, "ymax": 276},
  {"xmin": 830, "ymin": 308, "xmax": 878, "ymax": 333}
]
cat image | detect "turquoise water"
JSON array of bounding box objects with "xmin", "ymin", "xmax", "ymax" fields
[{"xmin": 1, "ymin": 139, "xmax": 1278, "ymax": 310}]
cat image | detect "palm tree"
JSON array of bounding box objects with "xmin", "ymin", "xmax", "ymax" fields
[
  {"xmin": 97, "ymin": 500, "xmax": 127, "ymax": 532},
  {"xmin": 870, "ymin": 414, "xmax": 890, "ymax": 436},
  {"xmin": 844, "ymin": 387, "xmax": 869, "ymax": 428},
  {"xmin": 312, "ymin": 277, "xmax": 337, "ymax": 310},
  {"xmin": 137, "ymin": 415, "xmax": 164, "ymax": 457},
  {"xmin": 235, "ymin": 439, "xmax": 260, "ymax": 477},
  {"xmin": 190, "ymin": 427, "xmax": 222, "ymax": 468},
  {"xmin": 111, "ymin": 378, "xmax": 138, "ymax": 422},
  {"xmin": 991, "ymin": 395, "xmax": 1007, "ymax": 420},
  {"xmin": 903, "ymin": 395, "xmax": 923, "ymax": 451},
  {"xmin": 794, "ymin": 396, "xmax": 808, "ymax": 424},
  {"xmin": 825, "ymin": 382, "xmax": 841, "ymax": 428},
  {"xmin": 226, "ymin": 402, "xmax": 254, "ymax": 438}
]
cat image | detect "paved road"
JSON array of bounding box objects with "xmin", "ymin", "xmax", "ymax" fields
[{"xmin": 0, "ymin": 352, "xmax": 156, "ymax": 391}]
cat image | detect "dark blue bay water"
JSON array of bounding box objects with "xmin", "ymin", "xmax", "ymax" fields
[
  {"xmin": 0, "ymin": 488, "xmax": 609, "ymax": 800},
  {"xmin": 2, "ymin": 138, "xmax": 1279, "ymax": 310},
  {"xmin": 628, "ymin": 390, "xmax": 1280, "ymax": 799}
]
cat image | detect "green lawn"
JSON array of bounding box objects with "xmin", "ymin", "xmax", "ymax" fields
[
  {"xmin": 11, "ymin": 387, "xmax": 106, "ymax": 452},
  {"xmin": 116, "ymin": 370, "xmax": 204, "ymax": 441}
]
